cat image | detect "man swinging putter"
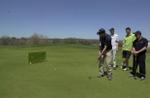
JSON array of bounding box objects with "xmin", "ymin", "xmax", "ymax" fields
[{"xmin": 97, "ymin": 28, "xmax": 113, "ymax": 80}]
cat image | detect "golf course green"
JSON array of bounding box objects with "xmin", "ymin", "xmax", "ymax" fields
[{"xmin": 0, "ymin": 44, "xmax": 149, "ymax": 98}]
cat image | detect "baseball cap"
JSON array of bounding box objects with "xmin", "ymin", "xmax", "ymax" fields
[
  {"xmin": 135, "ymin": 31, "xmax": 142, "ymax": 36},
  {"xmin": 109, "ymin": 28, "xmax": 115, "ymax": 31},
  {"xmin": 97, "ymin": 28, "xmax": 106, "ymax": 35}
]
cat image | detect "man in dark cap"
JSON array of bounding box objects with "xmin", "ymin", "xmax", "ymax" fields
[
  {"xmin": 130, "ymin": 31, "xmax": 148, "ymax": 80},
  {"xmin": 97, "ymin": 28, "xmax": 113, "ymax": 80}
]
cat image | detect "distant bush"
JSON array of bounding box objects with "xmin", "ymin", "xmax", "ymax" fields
[{"xmin": 0, "ymin": 33, "xmax": 49, "ymax": 46}]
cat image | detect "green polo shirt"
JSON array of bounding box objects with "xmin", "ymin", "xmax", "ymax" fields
[{"xmin": 122, "ymin": 33, "xmax": 136, "ymax": 51}]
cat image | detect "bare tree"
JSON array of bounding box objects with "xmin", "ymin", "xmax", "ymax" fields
[{"xmin": 28, "ymin": 33, "xmax": 48, "ymax": 45}]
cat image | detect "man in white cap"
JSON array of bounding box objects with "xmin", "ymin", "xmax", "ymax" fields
[{"xmin": 109, "ymin": 28, "xmax": 119, "ymax": 68}]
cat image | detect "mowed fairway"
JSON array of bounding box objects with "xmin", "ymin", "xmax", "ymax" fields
[{"xmin": 0, "ymin": 44, "xmax": 150, "ymax": 98}]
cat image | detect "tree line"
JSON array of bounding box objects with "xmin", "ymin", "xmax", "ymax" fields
[
  {"xmin": 0, "ymin": 33, "xmax": 123, "ymax": 48},
  {"xmin": 0, "ymin": 33, "xmax": 99, "ymax": 46}
]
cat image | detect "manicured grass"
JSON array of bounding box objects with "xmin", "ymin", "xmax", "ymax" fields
[{"xmin": 0, "ymin": 44, "xmax": 149, "ymax": 98}]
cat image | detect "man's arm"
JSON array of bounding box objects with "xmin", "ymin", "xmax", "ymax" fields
[
  {"xmin": 98, "ymin": 45, "xmax": 107, "ymax": 60},
  {"xmin": 134, "ymin": 46, "xmax": 147, "ymax": 54},
  {"xmin": 132, "ymin": 47, "xmax": 136, "ymax": 54},
  {"xmin": 116, "ymin": 34, "xmax": 119, "ymax": 43},
  {"xmin": 133, "ymin": 39, "xmax": 148, "ymax": 54},
  {"xmin": 101, "ymin": 45, "xmax": 107, "ymax": 55}
]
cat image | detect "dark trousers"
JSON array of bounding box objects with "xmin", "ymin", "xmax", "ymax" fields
[{"xmin": 132, "ymin": 53, "xmax": 146, "ymax": 77}]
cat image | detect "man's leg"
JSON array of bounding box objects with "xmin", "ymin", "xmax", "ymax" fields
[
  {"xmin": 105, "ymin": 51, "xmax": 113, "ymax": 80},
  {"xmin": 122, "ymin": 51, "xmax": 127, "ymax": 69},
  {"xmin": 122, "ymin": 58, "xmax": 129, "ymax": 70},
  {"xmin": 130, "ymin": 55, "xmax": 138, "ymax": 77},
  {"xmin": 98, "ymin": 56, "xmax": 105, "ymax": 77},
  {"xmin": 112, "ymin": 49, "xmax": 117, "ymax": 68},
  {"xmin": 139, "ymin": 54, "xmax": 146, "ymax": 79},
  {"xmin": 122, "ymin": 51, "xmax": 131, "ymax": 71}
]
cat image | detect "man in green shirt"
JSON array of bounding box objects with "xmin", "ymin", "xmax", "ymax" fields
[{"xmin": 122, "ymin": 27, "xmax": 135, "ymax": 71}]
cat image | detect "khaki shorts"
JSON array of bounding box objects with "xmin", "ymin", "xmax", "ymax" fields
[{"xmin": 98, "ymin": 51, "xmax": 113, "ymax": 74}]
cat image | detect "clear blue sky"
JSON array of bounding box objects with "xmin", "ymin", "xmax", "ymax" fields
[{"xmin": 0, "ymin": 0, "xmax": 150, "ymax": 39}]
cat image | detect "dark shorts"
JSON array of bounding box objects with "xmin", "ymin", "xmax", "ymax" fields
[{"xmin": 122, "ymin": 51, "xmax": 131, "ymax": 59}]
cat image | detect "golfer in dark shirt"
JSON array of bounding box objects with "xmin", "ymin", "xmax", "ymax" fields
[
  {"xmin": 131, "ymin": 31, "xmax": 148, "ymax": 80},
  {"xmin": 97, "ymin": 28, "xmax": 112, "ymax": 80}
]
